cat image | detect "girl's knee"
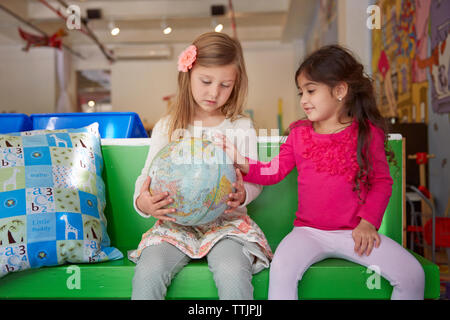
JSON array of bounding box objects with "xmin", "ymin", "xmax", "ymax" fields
[
  {"xmin": 403, "ymin": 258, "xmax": 425, "ymax": 288},
  {"xmin": 211, "ymin": 255, "xmax": 252, "ymax": 280},
  {"xmin": 135, "ymin": 249, "xmax": 165, "ymax": 273},
  {"xmin": 269, "ymin": 254, "xmax": 306, "ymax": 283}
]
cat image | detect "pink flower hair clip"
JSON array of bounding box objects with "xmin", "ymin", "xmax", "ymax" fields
[{"xmin": 177, "ymin": 45, "xmax": 197, "ymax": 72}]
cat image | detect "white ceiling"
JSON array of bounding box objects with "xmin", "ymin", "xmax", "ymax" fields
[{"xmin": 0, "ymin": 0, "xmax": 318, "ymax": 47}]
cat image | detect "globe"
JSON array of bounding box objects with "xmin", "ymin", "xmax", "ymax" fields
[{"xmin": 148, "ymin": 137, "xmax": 237, "ymax": 226}]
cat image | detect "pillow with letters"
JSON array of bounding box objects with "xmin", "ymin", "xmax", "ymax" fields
[{"xmin": 0, "ymin": 123, "xmax": 123, "ymax": 278}]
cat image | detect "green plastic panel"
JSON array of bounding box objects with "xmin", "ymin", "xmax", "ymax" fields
[
  {"xmin": 378, "ymin": 139, "xmax": 403, "ymax": 245},
  {"xmin": 0, "ymin": 138, "xmax": 440, "ymax": 299}
]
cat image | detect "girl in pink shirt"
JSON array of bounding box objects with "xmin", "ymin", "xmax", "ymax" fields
[{"xmin": 216, "ymin": 45, "xmax": 425, "ymax": 300}]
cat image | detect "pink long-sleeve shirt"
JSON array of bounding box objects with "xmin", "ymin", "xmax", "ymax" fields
[{"xmin": 243, "ymin": 119, "xmax": 393, "ymax": 231}]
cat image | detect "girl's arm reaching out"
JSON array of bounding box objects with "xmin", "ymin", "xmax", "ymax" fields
[
  {"xmin": 223, "ymin": 122, "xmax": 262, "ymax": 212},
  {"xmin": 214, "ymin": 132, "xmax": 296, "ymax": 186}
]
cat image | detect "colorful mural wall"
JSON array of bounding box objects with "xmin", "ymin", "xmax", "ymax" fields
[{"xmin": 371, "ymin": 0, "xmax": 450, "ymax": 123}]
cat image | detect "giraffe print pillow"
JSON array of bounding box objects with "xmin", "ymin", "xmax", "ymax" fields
[{"xmin": 0, "ymin": 123, "xmax": 123, "ymax": 278}]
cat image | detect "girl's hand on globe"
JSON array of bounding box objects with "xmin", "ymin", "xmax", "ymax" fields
[
  {"xmin": 213, "ymin": 133, "xmax": 249, "ymax": 174},
  {"xmin": 224, "ymin": 168, "xmax": 246, "ymax": 214},
  {"xmin": 136, "ymin": 176, "xmax": 177, "ymax": 222}
]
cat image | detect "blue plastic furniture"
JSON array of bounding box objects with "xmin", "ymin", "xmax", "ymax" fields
[
  {"xmin": 0, "ymin": 113, "xmax": 32, "ymax": 133},
  {"xmin": 30, "ymin": 112, "xmax": 148, "ymax": 138}
]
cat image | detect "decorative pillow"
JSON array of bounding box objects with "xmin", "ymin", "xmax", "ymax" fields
[{"xmin": 0, "ymin": 123, "xmax": 123, "ymax": 278}]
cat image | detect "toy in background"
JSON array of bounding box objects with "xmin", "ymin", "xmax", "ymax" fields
[
  {"xmin": 406, "ymin": 152, "xmax": 450, "ymax": 299},
  {"xmin": 18, "ymin": 27, "xmax": 67, "ymax": 51},
  {"xmin": 407, "ymin": 152, "xmax": 436, "ymax": 261}
]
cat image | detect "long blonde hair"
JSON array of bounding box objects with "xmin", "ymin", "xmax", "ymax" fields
[{"xmin": 166, "ymin": 32, "xmax": 249, "ymax": 141}]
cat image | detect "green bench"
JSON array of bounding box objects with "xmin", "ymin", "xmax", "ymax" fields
[{"xmin": 0, "ymin": 136, "xmax": 440, "ymax": 299}]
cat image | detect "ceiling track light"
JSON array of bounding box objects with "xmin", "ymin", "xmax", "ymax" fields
[
  {"xmin": 211, "ymin": 5, "xmax": 226, "ymax": 33},
  {"xmin": 161, "ymin": 19, "xmax": 172, "ymax": 35},
  {"xmin": 211, "ymin": 19, "xmax": 223, "ymax": 33},
  {"xmin": 108, "ymin": 21, "xmax": 120, "ymax": 36},
  {"xmin": 215, "ymin": 23, "xmax": 223, "ymax": 33}
]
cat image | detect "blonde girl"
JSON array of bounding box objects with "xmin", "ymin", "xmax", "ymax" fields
[{"xmin": 129, "ymin": 32, "xmax": 272, "ymax": 300}]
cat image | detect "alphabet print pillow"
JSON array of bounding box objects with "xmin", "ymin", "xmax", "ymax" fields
[{"xmin": 0, "ymin": 123, "xmax": 123, "ymax": 278}]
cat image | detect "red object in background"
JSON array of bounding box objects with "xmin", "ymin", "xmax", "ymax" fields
[
  {"xmin": 415, "ymin": 152, "xmax": 429, "ymax": 165},
  {"xmin": 18, "ymin": 27, "xmax": 66, "ymax": 51},
  {"xmin": 378, "ymin": 50, "xmax": 390, "ymax": 78},
  {"xmin": 418, "ymin": 185, "xmax": 431, "ymax": 199},
  {"xmin": 424, "ymin": 217, "xmax": 450, "ymax": 248}
]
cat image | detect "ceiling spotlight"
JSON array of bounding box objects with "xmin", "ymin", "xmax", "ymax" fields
[
  {"xmin": 111, "ymin": 27, "xmax": 120, "ymax": 36},
  {"xmin": 161, "ymin": 19, "xmax": 172, "ymax": 35},
  {"xmin": 214, "ymin": 23, "xmax": 223, "ymax": 32},
  {"xmin": 108, "ymin": 21, "xmax": 120, "ymax": 36},
  {"xmin": 211, "ymin": 18, "xmax": 223, "ymax": 33},
  {"xmin": 163, "ymin": 26, "xmax": 172, "ymax": 35}
]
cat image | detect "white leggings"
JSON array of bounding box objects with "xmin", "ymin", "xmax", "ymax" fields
[{"xmin": 269, "ymin": 227, "xmax": 425, "ymax": 300}]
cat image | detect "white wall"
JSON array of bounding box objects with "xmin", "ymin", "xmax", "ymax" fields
[
  {"xmin": 337, "ymin": 0, "xmax": 371, "ymax": 72},
  {"xmin": 109, "ymin": 44, "xmax": 183, "ymax": 129},
  {"xmin": 0, "ymin": 46, "xmax": 56, "ymax": 114},
  {"xmin": 244, "ymin": 41, "xmax": 300, "ymax": 132}
]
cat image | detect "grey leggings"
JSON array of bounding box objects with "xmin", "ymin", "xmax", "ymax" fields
[{"xmin": 131, "ymin": 237, "xmax": 254, "ymax": 300}]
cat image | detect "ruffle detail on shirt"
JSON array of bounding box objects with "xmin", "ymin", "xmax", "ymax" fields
[{"xmin": 300, "ymin": 125, "xmax": 359, "ymax": 182}]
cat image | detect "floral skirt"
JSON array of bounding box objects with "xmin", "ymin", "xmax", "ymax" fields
[{"xmin": 128, "ymin": 211, "xmax": 273, "ymax": 274}]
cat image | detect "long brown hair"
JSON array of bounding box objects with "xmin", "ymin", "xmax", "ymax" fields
[
  {"xmin": 167, "ymin": 32, "xmax": 248, "ymax": 141},
  {"xmin": 294, "ymin": 45, "xmax": 395, "ymax": 199}
]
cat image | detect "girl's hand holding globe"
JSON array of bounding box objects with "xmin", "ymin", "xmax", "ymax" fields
[
  {"xmin": 136, "ymin": 176, "xmax": 177, "ymax": 221},
  {"xmin": 224, "ymin": 168, "xmax": 246, "ymax": 214}
]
